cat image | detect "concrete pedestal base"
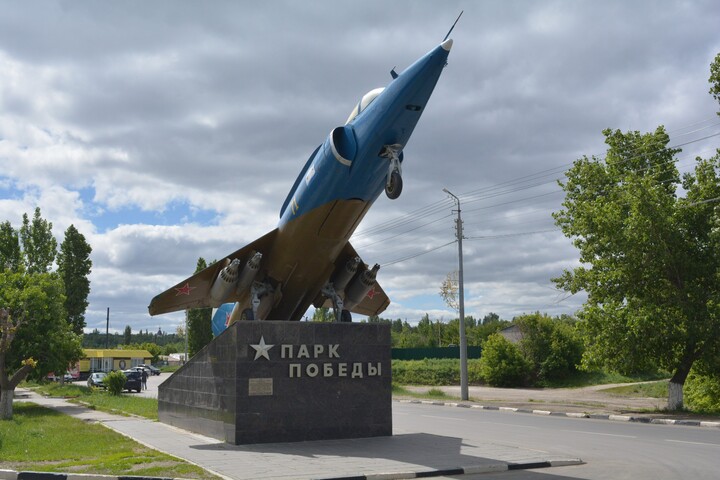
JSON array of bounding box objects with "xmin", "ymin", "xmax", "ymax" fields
[{"xmin": 158, "ymin": 321, "xmax": 391, "ymax": 444}]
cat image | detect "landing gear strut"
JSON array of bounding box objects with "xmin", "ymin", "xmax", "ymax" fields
[
  {"xmin": 386, "ymin": 170, "xmax": 402, "ymax": 199},
  {"xmin": 321, "ymin": 283, "xmax": 353, "ymax": 323},
  {"xmin": 381, "ymin": 144, "xmax": 404, "ymax": 200},
  {"xmin": 248, "ymin": 280, "xmax": 273, "ymax": 320}
]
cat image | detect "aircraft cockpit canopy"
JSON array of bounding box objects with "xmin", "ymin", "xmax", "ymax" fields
[{"xmin": 345, "ymin": 87, "xmax": 384, "ymax": 124}]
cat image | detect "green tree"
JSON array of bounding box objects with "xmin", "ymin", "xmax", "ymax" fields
[
  {"xmin": 312, "ymin": 307, "xmax": 334, "ymax": 322},
  {"xmin": 188, "ymin": 258, "xmax": 213, "ymax": 357},
  {"xmin": 0, "ymin": 222, "xmax": 21, "ymax": 272},
  {"xmin": 709, "ymin": 52, "xmax": 720, "ymax": 112},
  {"xmin": 554, "ymin": 126, "xmax": 720, "ymax": 409},
  {"xmin": 57, "ymin": 225, "xmax": 93, "ymax": 334},
  {"xmin": 417, "ymin": 314, "xmax": 439, "ymax": 346},
  {"xmin": 0, "ymin": 271, "xmax": 82, "ymax": 419},
  {"xmin": 123, "ymin": 325, "xmax": 132, "ymax": 345},
  {"xmin": 1, "ymin": 308, "xmax": 37, "ymax": 419},
  {"xmin": 482, "ymin": 313, "xmax": 500, "ymax": 324},
  {"xmin": 470, "ymin": 313, "xmax": 509, "ymax": 345},
  {"xmin": 19, "ymin": 207, "xmax": 57, "ymax": 274}
]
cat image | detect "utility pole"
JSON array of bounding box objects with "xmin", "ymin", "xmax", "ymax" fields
[
  {"xmin": 443, "ymin": 188, "xmax": 468, "ymax": 401},
  {"xmin": 105, "ymin": 307, "xmax": 110, "ymax": 349},
  {"xmin": 184, "ymin": 309, "xmax": 189, "ymax": 365}
]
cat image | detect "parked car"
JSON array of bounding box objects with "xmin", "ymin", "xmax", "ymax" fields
[
  {"xmin": 47, "ymin": 372, "xmax": 74, "ymax": 382},
  {"xmin": 87, "ymin": 372, "xmax": 107, "ymax": 389},
  {"xmin": 122, "ymin": 369, "xmax": 142, "ymax": 392},
  {"xmin": 139, "ymin": 364, "xmax": 160, "ymax": 375}
]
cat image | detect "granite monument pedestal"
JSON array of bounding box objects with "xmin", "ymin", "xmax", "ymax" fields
[{"xmin": 158, "ymin": 321, "xmax": 391, "ymax": 444}]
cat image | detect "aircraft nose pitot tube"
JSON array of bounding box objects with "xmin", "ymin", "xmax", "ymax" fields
[{"xmin": 344, "ymin": 263, "xmax": 380, "ymax": 309}]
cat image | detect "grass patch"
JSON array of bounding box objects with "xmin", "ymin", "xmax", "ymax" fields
[
  {"xmin": 426, "ymin": 388, "xmax": 451, "ymax": 399},
  {"xmin": 539, "ymin": 370, "xmax": 670, "ymax": 388},
  {"xmin": 392, "ymin": 383, "xmax": 412, "ymax": 395},
  {"xmin": 24, "ymin": 382, "xmax": 158, "ymax": 420},
  {"xmin": 76, "ymin": 394, "xmax": 159, "ymax": 420},
  {"xmin": 32, "ymin": 381, "xmax": 92, "ymax": 398},
  {"xmin": 392, "ymin": 383, "xmax": 456, "ymax": 400},
  {"xmin": 0, "ymin": 402, "xmax": 218, "ymax": 478},
  {"xmin": 601, "ymin": 381, "xmax": 669, "ymax": 398}
]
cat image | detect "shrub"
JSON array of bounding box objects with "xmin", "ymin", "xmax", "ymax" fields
[
  {"xmin": 467, "ymin": 359, "xmax": 484, "ymax": 384},
  {"xmin": 392, "ymin": 359, "xmax": 457, "ymax": 385},
  {"xmin": 479, "ymin": 333, "xmax": 531, "ymax": 387},
  {"xmin": 391, "ymin": 358, "xmax": 484, "ymax": 385},
  {"xmin": 515, "ymin": 313, "xmax": 583, "ymax": 383},
  {"xmin": 685, "ymin": 371, "xmax": 720, "ymax": 414},
  {"xmin": 105, "ymin": 370, "xmax": 127, "ymax": 396}
]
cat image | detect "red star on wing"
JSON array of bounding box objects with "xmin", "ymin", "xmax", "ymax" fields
[
  {"xmin": 174, "ymin": 283, "xmax": 196, "ymax": 296},
  {"xmin": 366, "ymin": 286, "xmax": 377, "ymax": 299},
  {"xmin": 225, "ymin": 312, "xmax": 232, "ymax": 327}
]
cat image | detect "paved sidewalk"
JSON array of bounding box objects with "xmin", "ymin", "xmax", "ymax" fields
[{"xmin": 12, "ymin": 388, "xmax": 581, "ymax": 480}]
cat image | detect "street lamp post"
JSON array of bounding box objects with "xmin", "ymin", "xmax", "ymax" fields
[{"xmin": 443, "ymin": 188, "xmax": 469, "ymax": 401}]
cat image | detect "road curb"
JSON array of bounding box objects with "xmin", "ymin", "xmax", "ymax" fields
[
  {"xmin": 1, "ymin": 456, "xmax": 585, "ymax": 480},
  {"xmin": 398, "ymin": 399, "xmax": 720, "ymax": 429},
  {"xmin": 318, "ymin": 457, "xmax": 583, "ymax": 479},
  {"xmin": 0, "ymin": 471, "xmax": 179, "ymax": 480}
]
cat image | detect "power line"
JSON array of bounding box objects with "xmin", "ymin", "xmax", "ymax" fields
[
  {"xmin": 464, "ymin": 228, "xmax": 559, "ymax": 241},
  {"xmin": 355, "ymin": 118, "xmax": 720, "ymax": 267},
  {"xmin": 379, "ymin": 240, "xmax": 456, "ymax": 267}
]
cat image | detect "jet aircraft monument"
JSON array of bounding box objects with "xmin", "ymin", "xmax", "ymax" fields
[{"xmin": 149, "ymin": 38, "xmax": 454, "ymax": 324}]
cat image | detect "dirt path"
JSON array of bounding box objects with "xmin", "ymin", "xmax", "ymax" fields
[{"xmin": 400, "ymin": 382, "xmax": 667, "ymax": 415}]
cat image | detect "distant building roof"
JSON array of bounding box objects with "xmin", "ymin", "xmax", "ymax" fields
[
  {"xmin": 83, "ymin": 349, "xmax": 152, "ymax": 358},
  {"xmin": 498, "ymin": 325, "xmax": 523, "ymax": 344}
]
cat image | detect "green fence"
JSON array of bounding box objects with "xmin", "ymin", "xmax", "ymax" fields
[{"xmin": 391, "ymin": 346, "xmax": 482, "ymax": 360}]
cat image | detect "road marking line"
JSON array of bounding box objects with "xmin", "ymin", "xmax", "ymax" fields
[
  {"xmin": 474, "ymin": 421, "xmax": 540, "ymax": 429},
  {"xmin": 666, "ymin": 439, "xmax": 720, "ymax": 447},
  {"xmin": 420, "ymin": 414, "xmax": 463, "ymax": 421},
  {"xmin": 562, "ymin": 430, "xmax": 636, "ymax": 438}
]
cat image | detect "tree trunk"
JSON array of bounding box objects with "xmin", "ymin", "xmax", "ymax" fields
[
  {"xmin": 668, "ymin": 356, "xmax": 694, "ymax": 411},
  {"xmin": 0, "ymin": 387, "xmax": 13, "ymax": 420},
  {"xmin": 668, "ymin": 381, "xmax": 683, "ymax": 411}
]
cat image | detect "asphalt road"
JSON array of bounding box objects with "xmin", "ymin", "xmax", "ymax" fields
[
  {"xmin": 394, "ymin": 402, "xmax": 720, "ymax": 480},
  {"xmin": 106, "ymin": 375, "xmax": 720, "ymax": 479}
]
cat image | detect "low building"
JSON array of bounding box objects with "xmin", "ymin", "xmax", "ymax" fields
[
  {"xmin": 163, "ymin": 352, "xmax": 187, "ymax": 366},
  {"xmin": 79, "ymin": 349, "xmax": 153, "ymax": 375}
]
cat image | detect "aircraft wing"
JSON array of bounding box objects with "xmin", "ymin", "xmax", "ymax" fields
[
  {"xmin": 348, "ymin": 278, "xmax": 390, "ymax": 316},
  {"xmin": 148, "ymin": 229, "xmax": 278, "ymax": 316},
  {"xmin": 318, "ymin": 241, "xmax": 390, "ymax": 317}
]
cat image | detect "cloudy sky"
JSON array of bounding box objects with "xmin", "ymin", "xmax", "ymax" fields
[{"xmin": 1, "ymin": 1, "xmax": 719, "ymax": 335}]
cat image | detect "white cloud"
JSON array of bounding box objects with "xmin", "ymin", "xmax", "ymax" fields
[{"xmin": 0, "ymin": 1, "xmax": 718, "ymax": 334}]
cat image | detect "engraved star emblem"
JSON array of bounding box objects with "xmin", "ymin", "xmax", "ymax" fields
[
  {"xmin": 250, "ymin": 336, "xmax": 274, "ymax": 361},
  {"xmin": 174, "ymin": 283, "xmax": 196, "ymax": 296}
]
